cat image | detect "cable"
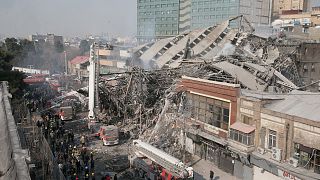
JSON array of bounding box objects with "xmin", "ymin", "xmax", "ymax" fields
[{"xmin": 301, "ymin": 149, "xmax": 316, "ymax": 168}]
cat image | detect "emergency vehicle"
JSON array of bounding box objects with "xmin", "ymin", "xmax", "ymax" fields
[{"xmin": 130, "ymin": 140, "xmax": 193, "ymax": 180}]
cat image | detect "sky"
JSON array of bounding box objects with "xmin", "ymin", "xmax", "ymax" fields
[{"xmin": 0, "ymin": 0, "xmax": 137, "ymax": 38}]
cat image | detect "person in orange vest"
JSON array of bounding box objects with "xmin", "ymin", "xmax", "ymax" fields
[{"xmin": 59, "ymin": 109, "xmax": 65, "ymax": 120}]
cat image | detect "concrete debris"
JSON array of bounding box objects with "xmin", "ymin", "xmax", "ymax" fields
[{"xmin": 80, "ymin": 17, "xmax": 317, "ymax": 172}]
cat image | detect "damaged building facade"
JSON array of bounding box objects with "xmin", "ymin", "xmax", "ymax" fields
[
  {"xmin": 89, "ymin": 16, "xmax": 320, "ymax": 179},
  {"xmin": 176, "ymin": 76, "xmax": 320, "ymax": 180},
  {"xmin": 178, "ymin": 76, "xmax": 240, "ymax": 175}
]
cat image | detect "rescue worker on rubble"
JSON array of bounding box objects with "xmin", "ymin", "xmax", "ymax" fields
[
  {"xmin": 91, "ymin": 172, "xmax": 95, "ymax": 180},
  {"xmin": 90, "ymin": 151, "xmax": 94, "ymax": 161},
  {"xmin": 84, "ymin": 165, "xmax": 89, "ymax": 180},
  {"xmin": 80, "ymin": 135, "xmax": 85, "ymax": 147},
  {"xmin": 90, "ymin": 158, "xmax": 95, "ymax": 169},
  {"xmin": 76, "ymin": 159, "xmax": 81, "ymax": 173}
]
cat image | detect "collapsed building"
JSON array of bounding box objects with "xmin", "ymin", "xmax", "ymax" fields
[
  {"xmin": 89, "ymin": 16, "xmax": 320, "ymax": 179},
  {"xmin": 131, "ymin": 15, "xmax": 306, "ymax": 93}
]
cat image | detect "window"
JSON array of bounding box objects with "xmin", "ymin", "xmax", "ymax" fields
[
  {"xmin": 229, "ymin": 128, "xmax": 254, "ymax": 146},
  {"xmin": 187, "ymin": 93, "xmax": 230, "ymax": 130},
  {"xmin": 268, "ymin": 129, "xmax": 277, "ymax": 149},
  {"xmin": 242, "ymin": 114, "xmax": 253, "ymax": 125}
]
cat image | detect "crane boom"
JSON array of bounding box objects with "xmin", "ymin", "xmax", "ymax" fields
[
  {"xmin": 132, "ymin": 140, "xmax": 193, "ymax": 178},
  {"xmin": 88, "ymin": 44, "xmax": 97, "ymax": 121}
]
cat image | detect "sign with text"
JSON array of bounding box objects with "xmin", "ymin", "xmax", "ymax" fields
[{"xmin": 278, "ymin": 169, "xmax": 302, "ymax": 180}]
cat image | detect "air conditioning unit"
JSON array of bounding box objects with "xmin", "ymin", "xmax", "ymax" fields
[
  {"xmin": 271, "ymin": 147, "xmax": 282, "ymax": 162},
  {"xmin": 257, "ymin": 147, "xmax": 265, "ymax": 155},
  {"xmin": 289, "ymin": 157, "xmax": 299, "ymax": 168}
]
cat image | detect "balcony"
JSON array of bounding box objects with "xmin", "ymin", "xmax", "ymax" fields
[
  {"xmin": 228, "ymin": 139, "xmax": 255, "ymax": 155},
  {"xmin": 228, "ymin": 122, "xmax": 256, "ymax": 155}
]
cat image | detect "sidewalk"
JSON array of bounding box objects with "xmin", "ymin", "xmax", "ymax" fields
[{"xmin": 190, "ymin": 156, "xmax": 237, "ymax": 180}]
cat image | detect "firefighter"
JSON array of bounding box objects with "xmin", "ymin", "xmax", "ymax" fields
[
  {"xmin": 90, "ymin": 158, "xmax": 95, "ymax": 169},
  {"xmin": 91, "ymin": 172, "xmax": 95, "ymax": 180},
  {"xmin": 80, "ymin": 135, "xmax": 85, "ymax": 147},
  {"xmin": 84, "ymin": 166, "xmax": 89, "ymax": 180},
  {"xmin": 76, "ymin": 159, "xmax": 81, "ymax": 173},
  {"xmin": 90, "ymin": 151, "xmax": 94, "ymax": 161}
]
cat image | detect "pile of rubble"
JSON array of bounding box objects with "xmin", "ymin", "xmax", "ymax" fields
[{"xmin": 91, "ymin": 16, "xmax": 314, "ymax": 162}]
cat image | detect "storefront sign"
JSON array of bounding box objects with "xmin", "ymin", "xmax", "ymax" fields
[
  {"xmin": 204, "ymin": 123, "xmax": 219, "ymax": 135},
  {"xmin": 278, "ymin": 169, "xmax": 301, "ymax": 180}
]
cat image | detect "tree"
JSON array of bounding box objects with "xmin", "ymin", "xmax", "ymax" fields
[
  {"xmin": 79, "ymin": 40, "xmax": 90, "ymax": 55},
  {"xmin": 0, "ymin": 48, "xmax": 14, "ymax": 71},
  {"xmin": 0, "ymin": 40, "xmax": 26, "ymax": 95},
  {"xmin": 4, "ymin": 38, "xmax": 22, "ymax": 54}
]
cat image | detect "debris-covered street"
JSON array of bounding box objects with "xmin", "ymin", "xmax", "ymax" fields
[{"xmin": 2, "ymin": 1, "xmax": 320, "ymax": 180}]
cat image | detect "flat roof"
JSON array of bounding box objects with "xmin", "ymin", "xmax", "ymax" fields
[
  {"xmin": 242, "ymin": 89, "xmax": 320, "ymax": 122},
  {"xmin": 264, "ymin": 90, "xmax": 320, "ymax": 122},
  {"xmin": 182, "ymin": 76, "xmax": 241, "ymax": 88}
]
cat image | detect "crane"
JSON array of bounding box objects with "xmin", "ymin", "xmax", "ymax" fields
[{"xmin": 88, "ymin": 43, "xmax": 99, "ymax": 123}]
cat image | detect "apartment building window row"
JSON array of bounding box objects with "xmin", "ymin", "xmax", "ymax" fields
[
  {"xmin": 155, "ymin": 30, "xmax": 177, "ymax": 35},
  {"xmin": 187, "ymin": 92, "xmax": 230, "ymax": 131},
  {"xmin": 229, "ymin": 128, "xmax": 254, "ymax": 146}
]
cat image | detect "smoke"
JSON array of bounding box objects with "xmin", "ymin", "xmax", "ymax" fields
[
  {"xmin": 12, "ymin": 43, "xmax": 80, "ymax": 74},
  {"xmin": 217, "ymin": 43, "xmax": 236, "ymax": 56}
]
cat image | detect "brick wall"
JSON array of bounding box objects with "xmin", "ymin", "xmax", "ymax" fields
[{"xmin": 178, "ymin": 76, "xmax": 240, "ymax": 138}]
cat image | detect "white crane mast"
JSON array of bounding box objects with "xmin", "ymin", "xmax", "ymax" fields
[{"xmin": 88, "ymin": 44, "xmax": 97, "ymax": 121}]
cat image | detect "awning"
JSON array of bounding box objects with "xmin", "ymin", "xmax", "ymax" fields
[{"xmin": 230, "ymin": 122, "xmax": 255, "ymax": 134}]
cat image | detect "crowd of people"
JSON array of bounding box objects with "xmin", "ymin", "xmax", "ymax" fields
[
  {"xmin": 38, "ymin": 111, "xmax": 98, "ymax": 180},
  {"xmin": 27, "ymin": 84, "xmax": 119, "ymax": 180}
]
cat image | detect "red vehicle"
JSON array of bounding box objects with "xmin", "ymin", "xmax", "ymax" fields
[
  {"xmin": 99, "ymin": 125, "xmax": 119, "ymax": 146},
  {"xmin": 130, "ymin": 140, "xmax": 193, "ymax": 180}
]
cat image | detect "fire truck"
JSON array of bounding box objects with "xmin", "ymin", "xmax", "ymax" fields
[
  {"xmin": 99, "ymin": 125, "xmax": 119, "ymax": 146},
  {"xmin": 130, "ymin": 140, "xmax": 193, "ymax": 180}
]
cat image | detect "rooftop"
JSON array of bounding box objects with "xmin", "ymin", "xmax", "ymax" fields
[
  {"xmin": 241, "ymin": 90, "xmax": 320, "ymax": 122},
  {"xmin": 264, "ymin": 90, "xmax": 320, "ymax": 122},
  {"xmin": 69, "ymin": 56, "xmax": 89, "ymax": 65}
]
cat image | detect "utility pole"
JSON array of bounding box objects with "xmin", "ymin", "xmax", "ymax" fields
[
  {"xmin": 182, "ymin": 113, "xmax": 186, "ymax": 164},
  {"xmin": 181, "ymin": 92, "xmax": 187, "ymax": 164},
  {"xmin": 64, "ymin": 51, "xmax": 68, "ymax": 75},
  {"xmin": 140, "ymin": 104, "xmax": 142, "ymax": 135}
]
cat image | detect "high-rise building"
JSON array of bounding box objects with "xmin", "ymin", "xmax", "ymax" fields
[
  {"xmin": 137, "ymin": 0, "xmax": 272, "ymax": 43},
  {"xmin": 137, "ymin": 0, "xmax": 180, "ymax": 42}
]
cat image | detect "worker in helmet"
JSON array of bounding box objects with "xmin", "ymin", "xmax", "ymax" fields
[{"xmin": 80, "ymin": 135, "xmax": 85, "ymax": 147}]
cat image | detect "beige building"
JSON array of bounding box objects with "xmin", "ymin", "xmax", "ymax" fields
[
  {"xmin": 273, "ymin": 0, "xmax": 308, "ymax": 19},
  {"xmin": 237, "ymin": 90, "xmax": 320, "ymax": 180},
  {"xmin": 280, "ymin": 0, "xmax": 307, "ymax": 11},
  {"xmin": 68, "ymin": 56, "xmax": 89, "ymax": 80},
  {"xmin": 311, "ymin": 6, "xmax": 320, "ymax": 26},
  {"xmin": 174, "ymin": 76, "xmax": 320, "ymax": 179}
]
